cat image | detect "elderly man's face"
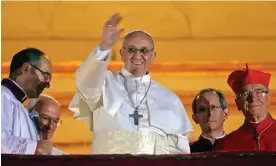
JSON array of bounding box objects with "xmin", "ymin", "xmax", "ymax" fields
[
  {"xmin": 37, "ymin": 100, "xmax": 60, "ymax": 140},
  {"xmin": 192, "ymin": 91, "xmax": 228, "ymax": 133},
  {"xmin": 120, "ymin": 32, "xmax": 156, "ymax": 77},
  {"xmin": 236, "ymin": 83, "xmax": 270, "ymax": 118}
]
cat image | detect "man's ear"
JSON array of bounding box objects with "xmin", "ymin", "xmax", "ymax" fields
[
  {"xmin": 223, "ymin": 108, "xmax": 229, "ymax": 120},
  {"xmin": 151, "ymin": 51, "xmax": 156, "ymax": 62},
  {"xmin": 192, "ymin": 114, "xmax": 199, "ymax": 124},
  {"xmin": 21, "ymin": 63, "xmax": 29, "ymax": 74},
  {"xmin": 119, "ymin": 49, "xmax": 124, "ymax": 61}
]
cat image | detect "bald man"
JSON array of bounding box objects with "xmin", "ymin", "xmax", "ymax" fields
[
  {"xmin": 69, "ymin": 13, "xmax": 192, "ymax": 155},
  {"xmin": 27, "ymin": 95, "xmax": 67, "ymax": 155},
  {"xmin": 33, "ymin": 95, "xmax": 61, "ymax": 140}
]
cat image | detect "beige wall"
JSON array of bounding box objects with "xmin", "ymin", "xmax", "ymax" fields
[{"xmin": 2, "ymin": 1, "xmax": 276, "ymax": 62}]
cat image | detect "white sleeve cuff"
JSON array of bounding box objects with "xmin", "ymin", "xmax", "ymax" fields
[
  {"xmin": 52, "ymin": 147, "xmax": 67, "ymax": 155},
  {"xmin": 95, "ymin": 46, "xmax": 111, "ymax": 61},
  {"xmin": 25, "ymin": 139, "xmax": 38, "ymax": 155}
]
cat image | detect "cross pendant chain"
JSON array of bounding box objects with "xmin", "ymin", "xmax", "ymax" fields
[
  {"xmin": 253, "ymin": 121, "xmax": 274, "ymax": 150},
  {"xmin": 119, "ymin": 72, "xmax": 151, "ymax": 126}
]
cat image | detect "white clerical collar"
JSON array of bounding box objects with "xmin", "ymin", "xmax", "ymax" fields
[
  {"xmin": 120, "ymin": 68, "xmax": 151, "ymax": 82},
  {"xmin": 201, "ymin": 132, "xmax": 226, "ymax": 143},
  {"xmin": 248, "ymin": 114, "xmax": 269, "ymax": 124}
]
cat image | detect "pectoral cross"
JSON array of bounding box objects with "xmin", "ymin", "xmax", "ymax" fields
[
  {"xmin": 253, "ymin": 135, "xmax": 261, "ymax": 150},
  {"xmin": 252, "ymin": 121, "xmax": 274, "ymax": 150},
  {"xmin": 129, "ymin": 110, "xmax": 143, "ymax": 125}
]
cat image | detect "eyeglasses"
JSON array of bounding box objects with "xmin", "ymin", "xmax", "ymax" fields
[
  {"xmin": 123, "ymin": 47, "xmax": 154, "ymax": 56},
  {"xmin": 39, "ymin": 114, "xmax": 62, "ymax": 127},
  {"xmin": 238, "ymin": 90, "xmax": 268, "ymax": 99},
  {"xmin": 28, "ymin": 63, "xmax": 51, "ymax": 82},
  {"xmin": 197, "ymin": 105, "xmax": 222, "ymax": 114}
]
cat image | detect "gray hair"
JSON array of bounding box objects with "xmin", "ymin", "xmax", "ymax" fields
[
  {"xmin": 235, "ymin": 86, "xmax": 269, "ymax": 99},
  {"xmin": 192, "ymin": 88, "xmax": 228, "ymax": 114}
]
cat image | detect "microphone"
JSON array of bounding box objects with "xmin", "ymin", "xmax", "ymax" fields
[{"xmin": 29, "ymin": 110, "xmax": 43, "ymax": 139}]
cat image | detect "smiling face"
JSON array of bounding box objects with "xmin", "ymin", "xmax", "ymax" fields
[
  {"xmin": 20, "ymin": 56, "xmax": 52, "ymax": 98},
  {"xmin": 235, "ymin": 83, "xmax": 270, "ymax": 121},
  {"xmin": 120, "ymin": 31, "xmax": 156, "ymax": 77},
  {"xmin": 35, "ymin": 96, "xmax": 60, "ymax": 140}
]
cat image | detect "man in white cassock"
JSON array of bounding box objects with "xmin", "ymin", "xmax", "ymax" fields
[
  {"xmin": 1, "ymin": 48, "xmax": 63, "ymax": 155},
  {"xmin": 69, "ymin": 13, "xmax": 193, "ymax": 154}
]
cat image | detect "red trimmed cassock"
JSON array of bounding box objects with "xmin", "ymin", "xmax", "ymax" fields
[
  {"xmin": 214, "ymin": 65, "xmax": 276, "ymax": 151},
  {"xmin": 214, "ymin": 114, "xmax": 276, "ymax": 151}
]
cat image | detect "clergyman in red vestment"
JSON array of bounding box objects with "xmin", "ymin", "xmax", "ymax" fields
[{"xmin": 214, "ymin": 64, "xmax": 276, "ymax": 151}]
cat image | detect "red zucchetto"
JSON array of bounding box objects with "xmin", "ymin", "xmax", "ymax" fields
[{"xmin": 227, "ymin": 64, "xmax": 271, "ymax": 94}]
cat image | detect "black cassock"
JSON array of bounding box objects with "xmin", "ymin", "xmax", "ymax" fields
[{"xmin": 190, "ymin": 135, "xmax": 224, "ymax": 153}]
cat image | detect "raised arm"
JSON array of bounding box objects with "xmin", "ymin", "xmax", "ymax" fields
[{"xmin": 69, "ymin": 13, "xmax": 124, "ymax": 120}]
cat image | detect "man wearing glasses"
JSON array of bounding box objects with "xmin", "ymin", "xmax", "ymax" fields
[
  {"xmin": 190, "ymin": 88, "xmax": 228, "ymax": 153},
  {"xmin": 27, "ymin": 95, "xmax": 66, "ymax": 155},
  {"xmin": 28, "ymin": 95, "xmax": 62, "ymax": 141},
  {"xmin": 214, "ymin": 64, "xmax": 276, "ymax": 151},
  {"xmin": 69, "ymin": 13, "xmax": 193, "ymax": 154},
  {"xmin": 1, "ymin": 48, "xmax": 53, "ymax": 155}
]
